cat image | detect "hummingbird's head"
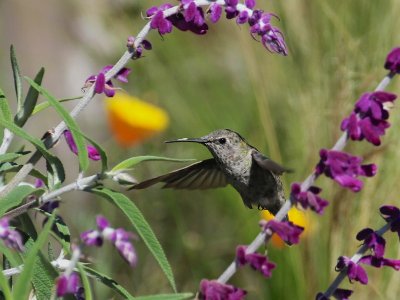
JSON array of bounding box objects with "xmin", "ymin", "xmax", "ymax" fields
[{"xmin": 166, "ymin": 129, "xmax": 250, "ymax": 162}]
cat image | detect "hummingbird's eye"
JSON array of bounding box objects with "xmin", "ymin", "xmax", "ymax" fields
[{"xmin": 218, "ymin": 138, "xmax": 226, "ymax": 144}]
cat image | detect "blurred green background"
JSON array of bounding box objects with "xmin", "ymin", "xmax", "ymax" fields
[{"xmin": 1, "ymin": 0, "xmax": 400, "ymax": 299}]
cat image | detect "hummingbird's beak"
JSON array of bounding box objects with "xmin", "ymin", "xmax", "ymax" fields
[{"xmin": 165, "ymin": 137, "xmax": 206, "ymax": 144}]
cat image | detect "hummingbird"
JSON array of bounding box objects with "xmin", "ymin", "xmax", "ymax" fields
[{"xmin": 131, "ymin": 129, "xmax": 291, "ymax": 219}]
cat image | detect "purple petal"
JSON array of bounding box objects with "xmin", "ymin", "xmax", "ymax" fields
[
  {"xmin": 384, "ymin": 47, "xmax": 400, "ymax": 74},
  {"xmin": 200, "ymin": 279, "xmax": 247, "ymax": 300},
  {"xmin": 63, "ymin": 130, "xmax": 78, "ymax": 154},
  {"xmin": 94, "ymin": 72, "xmax": 105, "ymax": 94},
  {"xmin": 264, "ymin": 220, "xmax": 304, "ymax": 244},
  {"xmin": 96, "ymin": 215, "xmax": 110, "ymax": 230},
  {"xmin": 115, "ymin": 67, "xmax": 131, "ymax": 83},
  {"xmin": 209, "ymin": 3, "xmax": 222, "ymax": 23},
  {"xmin": 80, "ymin": 230, "xmax": 103, "ymax": 246},
  {"xmin": 87, "ymin": 145, "xmax": 100, "ymax": 161},
  {"xmin": 245, "ymin": 0, "xmax": 256, "ymax": 9}
]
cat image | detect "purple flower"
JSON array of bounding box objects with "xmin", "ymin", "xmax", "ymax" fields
[
  {"xmin": 209, "ymin": 3, "xmax": 222, "ymax": 23},
  {"xmin": 0, "ymin": 218, "xmax": 24, "ymax": 251},
  {"xmin": 316, "ymin": 149, "xmax": 377, "ymax": 192},
  {"xmin": 356, "ymin": 228, "xmax": 385, "ymax": 258},
  {"xmin": 342, "ymin": 91, "xmax": 397, "ymax": 145},
  {"xmin": 316, "ymin": 289, "xmax": 353, "ymax": 300},
  {"xmin": 335, "ymin": 256, "xmax": 368, "ymax": 284},
  {"xmin": 127, "ymin": 36, "xmax": 152, "ymax": 59},
  {"xmin": 34, "ymin": 178, "xmax": 45, "ymax": 188},
  {"xmin": 261, "ymin": 219, "xmax": 304, "ymax": 245},
  {"xmin": 56, "ymin": 272, "xmax": 81, "ymax": 297},
  {"xmin": 81, "ymin": 215, "xmax": 138, "ymax": 267},
  {"xmin": 182, "ymin": 0, "xmax": 205, "ymax": 26},
  {"xmin": 379, "ymin": 205, "xmax": 400, "ymax": 239},
  {"xmin": 84, "ymin": 65, "xmax": 131, "ymax": 97},
  {"xmin": 236, "ymin": 245, "xmax": 276, "ymax": 278},
  {"xmin": 168, "ymin": 13, "xmax": 209, "ymax": 35},
  {"xmin": 199, "ymin": 279, "xmax": 247, "ymax": 300},
  {"xmin": 360, "ymin": 255, "xmax": 400, "ymax": 270},
  {"xmin": 384, "ymin": 47, "xmax": 400, "ymax": 74},
  {"xmin": 291, "ymin": 183, "xmax": 329, "ymax": 214},
  {"xmin": 147, "ymin": 4, "xmax": 174, "ymax": 35},
  {"xmin": 63, "ymin": 130, "xmax": 100, "ymax": 161},
  {"xmin": 224, "ymin": 0, "xmax": 240, "ymax": 19}
]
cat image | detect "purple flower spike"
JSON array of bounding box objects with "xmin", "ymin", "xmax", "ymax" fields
[
  {"xmin": 199, "ymin": 279, "xmax": 247, "ymax": 300},
  {"xmin": 56, "ymin": 272, "xmax": 81, "ymax": 297},
  {"xmin": 0, "ymin": 218, "xmax": 24, "ymax": 251},
  {"xmin": 262, "ymin": 220, "xmax": 304, "ymax": 245},
  {"xmin": 384, "ymin": 47, "xmax": 400, "ymax": 74},
  {"xmin": 81, "ymin": 215, "xmax": 138, "ymax": 267},
  {"xmin": 336, "ymin": 256, "xmax": 368, "ymax": 284},
  {"xmin": 291, "ymin": 183, "xmax": 329, "ymax": 214},
  {"xmin": 379, "ymin": 205, "xmax": 400, "ymax": 239},
  {"xmin": 63, "ymin": 130, "xmax": 101, "ymax": 161},
  {"xmin": 316, "ymin": 149, "xmax": 377, "ymax": 192},
  {"xmin": 356, "ymin": 228, "xmax": 386, "ymax": 258},
  {"xmin": 236, "ymin": 245, "xmax": 276, "ymax": 278},
  {"xmin": 360, "ymin": 255, "xmax": 400, "ymax": 270}
]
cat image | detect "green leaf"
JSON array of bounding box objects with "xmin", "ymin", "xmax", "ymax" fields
[
  {"xmin": 0, "ymin": 185, "xmax": 44, "ymax": 217},
  {"xmin": 0, "ymin": 265, "xmax": 12, "ymax": 300},
  {"xmin": 40, "ymin": 210, "xmax": 71, "ymax": 252},
  {"xmin": 111, "ymin": 156, "xmax": 195, "ymax": 172},
  {"xmin": 77, "ymin": 263, "xmax": 93, "ymax": 300},
  {"xmin": 32, "ymin": 251, "xmax": 59, "ymax": 300},
  {"xmin": 0, "ymin": 163, "xmax": 47, "ymax": 182},
  {"xmin": 91, "ymin": 188, "xmax": 177, "ymax": 292},
  {"xmin": 13, "ymin": 213, "xmax": 56, "ymax": 300},
  {"xmin": 0, "ymin": 88, "xmax": 12, "ymax": 121},
  {"xmin": 15, "ymin": 68, "xmax": 45, "ymax": 127},
  {"xmin": 32, "ymin": 96, "xmax": 82, "ymax": 115},
  {"xmin": 83, "ymin": 266, "xmax": 135, "ymax": 300},
  {"xmin": 0, "ymin": 117, "xmax": 65, "ymax": 184},
  {"xmin": 25, "ymin": 77, "xmax": 89, "ymax": 172},
  {"xmin": 134, "ymin": 294, "xmax": 194, "ymax": 300},
  {"xmin": 0, "ymin": 242, "xmax": 22, "ymax": 267},
  {"xmin": 10, "ymin": 45, "xmax": 23, "ymax": 110},
  {"xmin": 0, "ymin": 151, "xmax": 30, "ymax": 164}
]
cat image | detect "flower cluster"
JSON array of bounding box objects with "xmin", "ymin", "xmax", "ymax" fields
[
  {"xmin": 56, "ymin": 272, "xmax": 84, "ymax": 299},
  {"xmin": 84, "ymin": 65, "xmax": 131, "ymax": 97},
  {"xmin": 341, "ymin": 91, "xmax": 397, "ymax": 146},
  {"xmin": 145, "ymin": 0, "xmax": 287, "ymax": 55},
  {"xmin": 81, "ymin": 215, "xmax": 138, "ymax": 267},
  {"xmin": 236, "ymin": 245, "xmax": 276, "ymax": 278},
  {"xmin": 384, "ymin": 47, "xmax": 400, "ymax": 74},
  {"xmin": 199, "ymin": 279, "xmax": 247, "ymax": 300},
  {"xmin": 0, "ymin": 217, "xmax": 24, "ymax": 251},
  {"xmin": 63, "ymin": 130, "xmax": 100, "ymax": 161},
  {"xmin": 315, "ymin": 149, "xmax": 376, "ymax": 192},
  {"xmin": 291, "ymin": 183, "xmax": 329, "ymax": 214},
  {"xmin": 260, "ymin": 219, "xmax": 304, "ymax": 245}
]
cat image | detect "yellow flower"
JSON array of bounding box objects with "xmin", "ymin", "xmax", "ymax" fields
[
  {"xmin": 261, "ymin": 207, "xmax": 309, "ymax": 248},
  {"xmin": 106, "ymin": 92, "xmax": 169, "ymax": 147}
]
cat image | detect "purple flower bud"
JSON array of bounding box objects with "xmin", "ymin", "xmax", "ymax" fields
[
  {"xmin": 168, "ymin": 13, "xmax": 209, "ymax": 35},
  {"xmin": 94, "ymin": 72, "xmax": 106, "ymax": 94},
  {"xmin": 316, "ymin": 289, "xmax": 353, "ymax": 300},
  {"xmin": 127, "ymin": 36, "xmax": 135, "ymax": 47},
  {"xmin": 316, "ymin": 149, "xmax": 377, "ymax": 192},
  {"xmin": 199, "ymin": 279, "xmax": 247, "ymax": 300},
  {"xmin": 356, "ymin": 228, "xmax": 386, "ymax": 258},
  {"xmin": 261, "ymin": 220, "xmax": 304, "ymax": 245},
  {"xmin": 335, "ymin": 256, "xmax": 368, "ymax": 284},
  {"xmin": 236, "ymin": 245, "xmax": 276, "ymax": 278},
  {"xmin": 81, "ymin": 229, "xmax": 103, "ymax": 247},
  {"xmin": 237, "ymin": 10, "xmax": 250, "ymax": 24},
  {"xmin": 209, "ymin": 3, "xmax": 222, "ymax": 23},
  {"xmin": 291, "ymin": 183, "xmax": 329, "ymax": 214},
  {"xmin": 0, "ymin": 218, "xmax": 24, "ymax": 251},
  {"xmin": 34, "ymin": 178, "xmax": 45, "ymax": 188},
  {"xmin": 56, "ymin": 272, "xmax": 81, "ymax": 297},
  {"xmin": 63, "ymin": 130, "xmax": 101, "ymax": 161},
  {"xmin": 261, "ymin": 26, "xmax": 288, "ymax": 56},
  {"xmin": 355, "ymin": 92, "xmax": 396, "ymax": 120},
  {"xmin": 384, "ymin": 47, "xmax": 400, "ymax": 74},
  {"xmin": 96, "ymin": 215, "xmax": 110, "ymax": 231},
  {"xmin": 379, "ymin": 205, "xmax": 400, "ymax": 239},
  {"xmin": 245, "ymin": 0, "xmax": 256, "ymax": 9}
]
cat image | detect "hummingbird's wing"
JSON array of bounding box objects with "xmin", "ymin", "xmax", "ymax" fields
[
  {"xmin": 130, "ymin": 159, "xmax": 229, "ymax": 190},
  {"xmin": 251, "ymin": 151, "xmax": 292, "ymax": 175}
]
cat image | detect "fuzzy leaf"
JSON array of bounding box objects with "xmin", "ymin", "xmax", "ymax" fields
[
  {"xmin": 0, "ymin": 88, "xmax": 12, "ymax": 121},
  {"xmin": 15, "ymin": 68, "xmax": 45, "ymax": 127},
  {"xmin": 10, "ymin": 45, "xmax": 23, "ymax": 110},
  {"xmin": 0, "ymin": 185, "xmax": 44, "ymax": 216}
]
